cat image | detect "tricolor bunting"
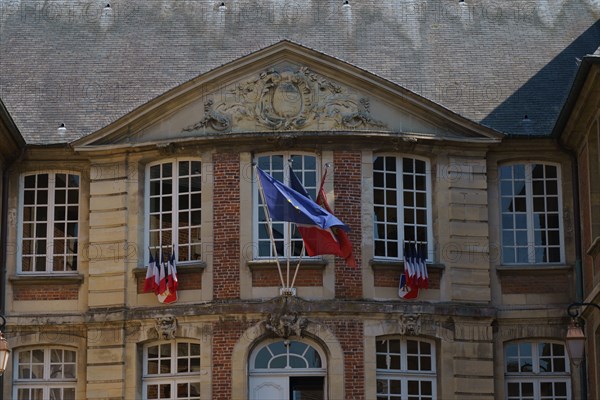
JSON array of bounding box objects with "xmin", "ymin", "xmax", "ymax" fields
[
  {"xmin": 399, "ymin": 243, "xmax": 429, "ymax": 299},
  {"xmin": 143, "ymin": 249, "xmax": 178, "ymax": 304}
]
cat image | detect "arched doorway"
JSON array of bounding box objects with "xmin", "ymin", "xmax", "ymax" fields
[{"xmin": 248, "ymin": 339, "xmax": 326, "ymax": 400}]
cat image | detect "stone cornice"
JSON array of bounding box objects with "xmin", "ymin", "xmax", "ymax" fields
[{"xmin": 9, "ymin": 274, "xmax": 84, "ymax": 286}]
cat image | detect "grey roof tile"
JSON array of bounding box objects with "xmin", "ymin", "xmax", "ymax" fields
[{"xmin": 0, "ymin": 0, "xmax": 599, "ymax": 144}]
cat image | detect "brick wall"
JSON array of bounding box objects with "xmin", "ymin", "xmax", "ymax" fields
[
  {"xmin": 500, "ymin": 273, "xmax": 566, "ymax": 294},
  {"xmin": 333, "ymin": 151, "xmax": 362, "ymax": 299},
  {"xmin": 13, "ymin": 284, "xmax": 79, "ymax": 300},
  {"xmin": 212, "ymin": 318, "xmax": 255, "ymax": 400},
  {"xmin": 213, "ymin": 153, "xmax": 240, "ymax": 299},
  {"xmin": 327, "ymin": 319, "xmax": 364, "ymax": 399},
  {"xmin": 252, "ymin": 268, "xmax": 323, "ymax": 287}
]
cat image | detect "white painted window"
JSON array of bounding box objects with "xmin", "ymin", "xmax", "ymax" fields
[
  {"xmin": 19, "ymin": 172, "xmax": 80, "ymax": 273},
  {"xmin": 375, "ymin": 337, "xmax": 436, "ymax": 400},
  {"xmin": 250, "ymin": 340, "xmax": 325, "ymax": 371},
  {"xmin": 373, "ymin": 156, "xmax": 432, "ymax": 260},
  {"xmin": 504, "ymin": 341, "xmax": 571, "ymax": 400},
  {"xmin": 499, "ymin": 163, "xmax": 563, "ymax": 264},
  {"xmin": 143, "ymin": 341, "xmax": 201, "ymax": 400},
  {"xmin": 249, "ymin": 339, "xmax": 326, "ymax": 400},
  {"xmin": 145, "ymin": 159, "xmax": 202, "ymax": 263},
  {"xmin": 13, "ymin": 348, "xmax": 77, "ymax": 400},
  {"xmin": 254, "ymin": 153, "xmax": 318, "ymax": 258}
]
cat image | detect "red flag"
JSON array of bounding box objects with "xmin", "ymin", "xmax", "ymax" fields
[{"xmin": 291, "ymin": 167, "xmax": 357, "ymax": 268}]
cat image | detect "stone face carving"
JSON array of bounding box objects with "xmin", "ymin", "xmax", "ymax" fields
[
  {"xmin": 265, "ymin": 311, "xmax": 309, "ymax": 339},
  {"xmin": 155, "ymin": 316, "xmax": 177, "ymax": 340},
  {"xmin": 398, "ymin": 314, "xmax": 421, "ymax": 335},
  {"xmin": 183, "ymin": 66, "xmax": 387, "ymax": 133},
  {"xmin": 263, "ymin": 295, "xmax": 309, "ymax": 339}
]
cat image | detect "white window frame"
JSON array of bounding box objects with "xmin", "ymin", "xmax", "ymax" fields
[
  {"xmin": 253, "ymin": 152, "xmax": 319, "ymax": 259},
  {"xmin": 249, "ymin": 338, "xmax": 327, "ymax": 374},
  {"xmin": 504, "ymin": 341, "xmax": 572, "ymax": 400},
  {"xmin": 375, "ymin": 336, "xmax": 437, "ymax": 400},
  {"xmin": 499, "ymin": 162, "xmax": 564, "ymax": 264},
  {"xmin": 17, "ymin": 171, "xmax": 80, "ymax": 274},
  {"xmin": 144, "ymin": 158, "xmax": 202, "ymax": 265},
  {"xmin": 13, "ymin": 347, "xmax": 77, "ymax": 400},
  {"xmin": 142, "ymin": 340, "xmax": 201, "ymax": 400},
  {"xmin": 373, "ymin": 155, "xmax": 433, "ymax": 261}
]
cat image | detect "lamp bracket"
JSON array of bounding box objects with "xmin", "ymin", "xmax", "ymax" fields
[
  {"xmin": 567, "ymin": 302, "xmax": 600, "ymax": 318},
  {"xmin": 0, "ymin": 315, "xmax": 5, "ymax": 331}
]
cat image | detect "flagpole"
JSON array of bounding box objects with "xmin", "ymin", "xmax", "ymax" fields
[
  {"xmin": 254, "ymin": 165, "xmax": 286, "ymax": 290},
  {"xmin": 290, "ymin": 162, "xmax": 329, "ymax": 289},
  {"xmin": 286, "ymin": 218, "xmax": 291, "ymax": 289},
  {"xmin": 289, "ymin": 227, "xmax": 306, "ymax": 289},
  {"xmin": 285, "ymin": 159, "xmax": 295, "ymax": 289}
]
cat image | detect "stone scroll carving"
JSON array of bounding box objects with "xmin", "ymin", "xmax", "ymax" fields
[{"xmin": 183, "ymin": 67, "xmax": 387, "ymax": 133}]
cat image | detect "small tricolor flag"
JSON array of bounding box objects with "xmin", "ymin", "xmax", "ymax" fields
[
  {"xmin": 143, "ymin": 249, "xmax": 178, "ymax": 304},
  {"xmin": 399, "ymin": 243, "xmax": 429, "ymax": 299}
]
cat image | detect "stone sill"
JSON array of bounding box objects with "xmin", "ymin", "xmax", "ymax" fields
[
  {"xmin": 588, "ymin": 236, "xmax": 600, "ymax": 257},
  {"xmin": 370, "ymin": 259, "xmax": 445, "ymax": 272},
  {"xmin": 9, "ymin": 274, "xmax": 84, "ymax": 286},
  {"xmin": 132, "ymin": 261, "xmax": 207, "ymax": 278},
  {"xmin": 496, "ymin": 264, "xmax": 572, "ymax": 274},
  {"xmin": 247, "ymin": 259, "xmax": 328, "ymax": 271}
]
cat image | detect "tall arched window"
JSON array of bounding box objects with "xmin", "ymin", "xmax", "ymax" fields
[
  {"xmin": 254, "ymin": 153, "xmax": 318, "ymax": 258},
  {"xmin": 145, "ymin": 159, "xmax": 202, "ymax": 263},
  {"xmin": 499, "ymin": 162, "xmax": 563, "ymax": 264},
  {"xmin": 19, "ymin": 172, "xmax": 80, "ymax": 273},
  {"xmin": 373, "ymin": 155, "xmax": 432, "ymax": 260}
]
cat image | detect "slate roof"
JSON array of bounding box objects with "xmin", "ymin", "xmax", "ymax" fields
[{"xmin": 0, "ymin": 0, "xmax": 598, "ymax": 145}]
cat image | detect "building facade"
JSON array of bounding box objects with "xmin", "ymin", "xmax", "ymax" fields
[
  {"xmin": 0, "ymin": 1, "xmax": 598, "ymax": 399},
  {"xmin": 557, "ymin": 49, "xmax": 600, "ymax": 400}
]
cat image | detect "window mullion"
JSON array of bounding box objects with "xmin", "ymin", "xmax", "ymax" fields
[
  {"xmin": 525, "ymin": 165, "xmax": 536, "ymax": 263},
  {"xmin": 398, "ymin": 157, "xmax": 405, "ymax": 259},
  {"xmin": 284, "ymin": 154, "xmax": 291, "ymax": 257},
  {"xmin": 47, "ymin": 174, "xmax": 56, "ymax": 272},
  {"xmin": 171, "ymin": 342, "xmax": 178, "ymax": 381},
  {"xmin": 43, "ymin": 349, "xmax": 50, "ymax": 381},
  {"xmin": 172, "ymin": 162, "xmax": 179, "ymax": 251}
]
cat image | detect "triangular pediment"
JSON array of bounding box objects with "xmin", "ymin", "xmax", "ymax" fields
[{"xmin": 73, "ymin": 41, "xmax": 502, "ymax": 149}]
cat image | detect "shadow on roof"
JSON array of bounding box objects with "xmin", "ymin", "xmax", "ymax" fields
[{"xmin": 481, "ymin": 20, "xmax": 600, "ymax": 136}]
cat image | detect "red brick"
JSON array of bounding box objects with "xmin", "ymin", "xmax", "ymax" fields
[
  {"xmin": 13, "ymin": 284, "xmax": 79, "ymax": 301},
  {"xmin": 252, "ymin": 268, "xmax": 323, "ymax": 287},
  {"xmin": 500, "ymin": 272, "xmax": 568, "ymax": 294},
  {"xmin": 333, "ymin": 151, "xmax": 362, "ymax": 299},
  {"xmin": 213, "ymin": 153, "xmax": 241, "ymax": 299}
]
